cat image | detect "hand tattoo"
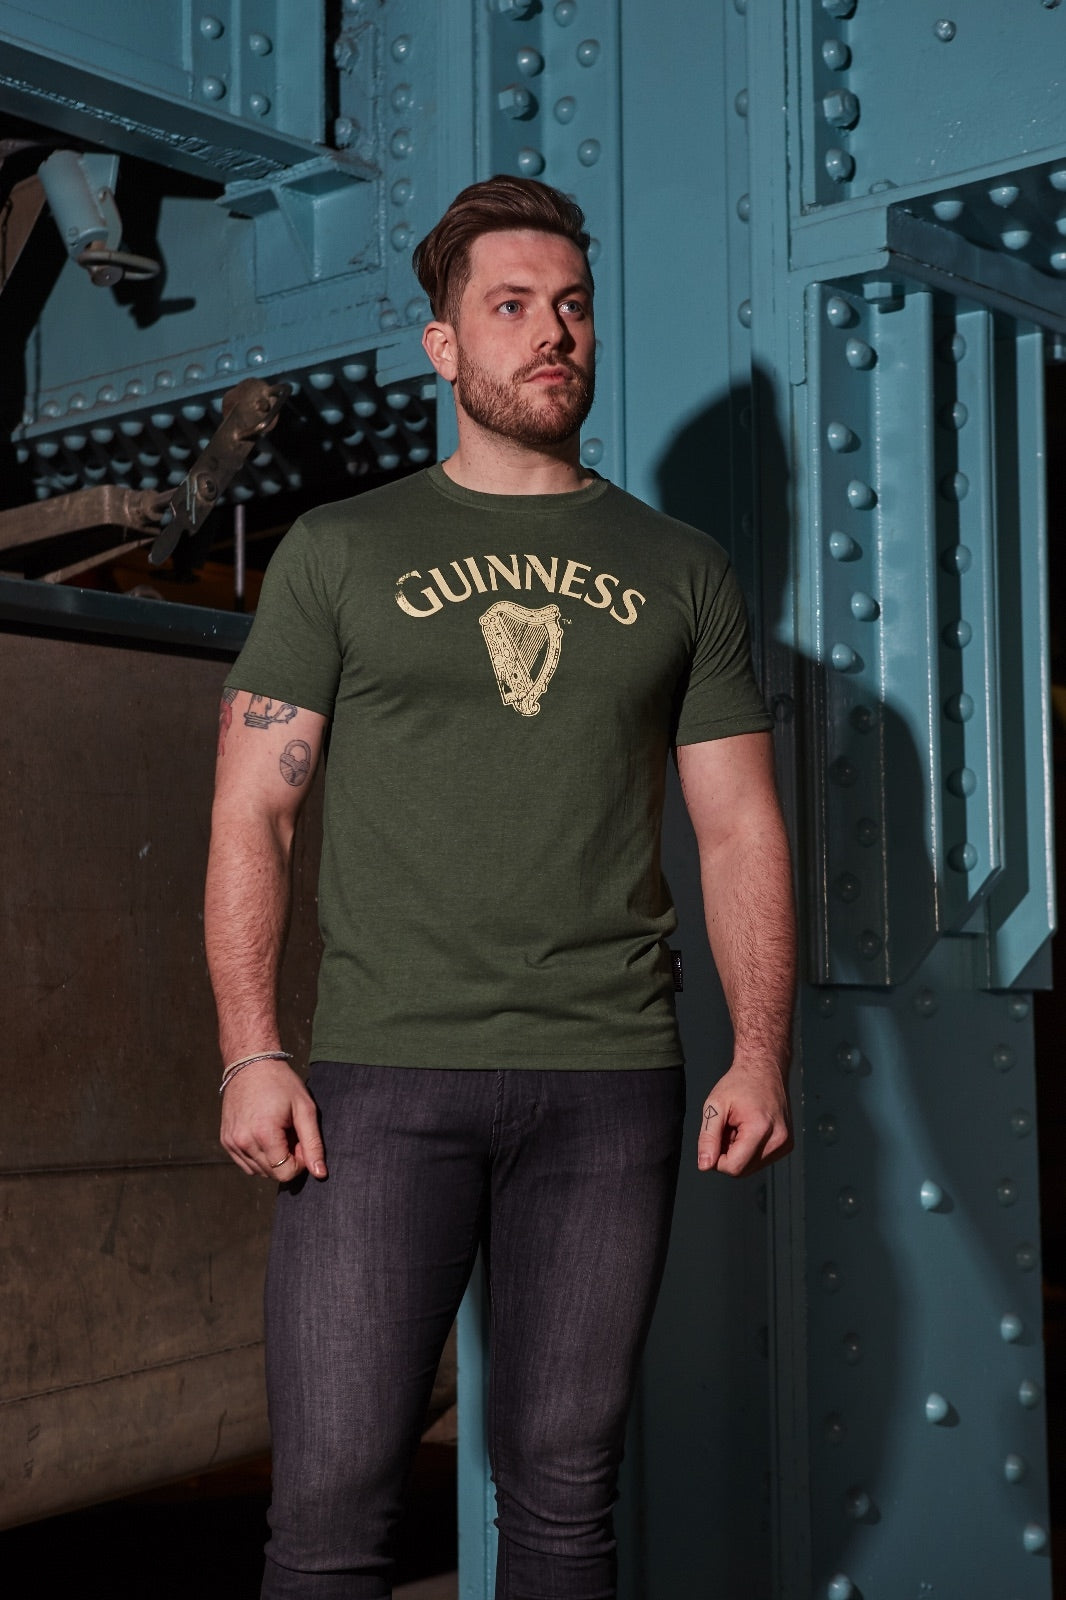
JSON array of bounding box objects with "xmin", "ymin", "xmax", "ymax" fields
[
  {"xmin": 280, "ymin": 739, "xmax": 311, "ymax": 787},
  {"xmin": 245, "ymin": 696, "xmax": 298, "ymax": 729},
  {"xmin": 703, "ymin": 1104, "xmax": 719, "ymax": 1130}
]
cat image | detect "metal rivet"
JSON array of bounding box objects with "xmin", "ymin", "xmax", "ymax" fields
[
  {"xmin": 939, "ymin": 399, "xmax": 968, "ymax": 429},
  {"xmin": 825, "ymin": 295, "xmax": 855, "ymax": 327},
  {"xmin": 822, "ymin": 38, "xmax": 850, "ymax": 68},
  {"xmin": 1002, "ymin": 228, "xmax": 1032, "ymax": 251},
  {"xmin": 947, "ymin": 767, "xmax": 977, "ymax": 798},
  {"xmin": 945, "ymin": 692, "xmax": 974, "ymax": 723},
  {"xmin": 1010, "ymin": 1108, "xmax": 1033, "ymax": 1138},
  {"xmin": 391, "ymin": 35, "xmax": 412, "ymax": 61},
  {"xmin": 850, "ymin": 591, "xmax": 879, "ymax": 621},
  {"xmin": 1001, "ymin": 1312, "xmax": 1024, "ymax": 1342},
  {"xmin": 817, "ymin": 1114, "xmax": 839, "ymax": 1145},
  {"xmin": 391, "ymin": 84, "xmax": 414, "ymax": 112},
  {"xmin": 201, "ymin": 76, "xmax": 226, "ymax": 100},
  {"xmin": 842, "ymin": 1331, "xmax": 861, "ymax": 1364},
  {"xmin": 836, "ymin": 1042, "xmax": 862, "ymax": 1072},
  {"xmin": 61, "ymin": 432, "xmax": 86, "ymax": 452},
  {"xmin": 830, "ymin": 757, "xmax": 859, "ymax": 788},
  {"xmin": 199, "ymin": 14, "xmax": 223, "ymax": 38},
  {"xmin": 825, "ymin": 148, "xmax": 855, "ymax": 183},
  {"xmin": 1050, "ymin": 168, "xmax": 1066, "ymax": 191},
  {"xmin": 822, "ymin": 0, "xmax": 856, "ymax": 14},
  {"xmin": 834, "ymin": 872, "xmax": 860, "ymax": 902},
  {"xmin": 581, "ymin": 438, "xmax": 604, "ymax": 466},
  {"xmin": 737, "ymin": 299, "xmax": 752, "ymax": 328},
  {"xmin": 1019, "ymin": 1379, "xmax": 1042, "ymax": 1408},
  {"xmin": 939, "ymin": 331, "xmax": 967, "ymax": 362},
  {"xmin": 1023, "ymin": 1524, "xmax": 1048, "ymax": 1555},
  {"xmin": 825, "ymin": 1412, "xmax": 846, "ymax": 1444},
  {"xmin": 828, "ymin": 530, "xmax": 860, "ymax": 561},
  {"xmin": 1015, "ymin": 1241, "xmax": 1038, "ymax": 1271},
  {"xmin": 248, "ymin": 31, "xmax": 272, "ymax": 54},
  {"xmin": 1049, "ymin": 250, "xmax": 1066, "ymax": 273},
  {"xmin": 391, "ymin": 224, "xmax": 412, "ymax": 250},
  {"xmin": 993, "ymin": 1044, "xmax": 1015, "ymax": 1072},
  {"xmin": 735, "ymin": 87, "xmax": 749, "ymax": 116},
  {"xmin": 939, "ymin": 471, "xmax": 969, "ymax": 500},
  {"xmin": 820, "ymin": 1261, "xmax": 843, "ymax": 1292},
  {"xmin": 249, "ymin": 93, "xmax": 270, "ymax": 116},
  {"xmin": 817, "ymin": 992, "xmax": 837, "ymax": 1016},
  {"xmin": 827, "ymin": 1576, "xmax": 854, "ymax": 1600},
  {"xmin": 990, "ymin": 184, "xmax": 1021, "ymax": 208},
  {"xmin": 933, "ymin": 197, "xmax": 965, "ymax": 221},
  {"xmin": 736, "ymin": 193, "xmax": 751, "ymax": 221},
  {"xmin": 849, "ymin": 697, "xmax": 874, "ymax": 727},
  {"xmin": 554, "ymin": 95, "xmax": 577, "ymax": 123},
  {"xmin": 554, "ymin": 0, "xmax": 577, "ymax": 22},
  {"xmin": 846, "ymin": 479, "xmax": 876, "ymax": 509},
  {"xmin": 517, "ymin": 46, "xmax": 544, "ymax": 74},
  {"xmin": 943, "ymin": 619, "xmax": 973, "ymax": 649},
  {"xmin": 855, "ymin": 817, "xmax": 878, "ymax": 846},
  {"xmin": 997, "ymin": 1178, "xmax": 1019, "ymax": 1207},
  {"xmin": 948, "ymin": 841, "xmax": 977, "ymax": 872},
  {"xmin": 185, "ymin": 364, "xmax": 206, "ymax": 383},
  {"xmin": 837, "ymin": 1187, "xmax": 860, "ymax": 1218},
  {"xmin": 391, "ymin": 178, "xmax": 413, "ymax": 205},
  {"xmin": 827, "ymin": 420, "xmax": 857, "ymax": 451},
  {"xmin": 941, "ymin": 542, "xmax": 972, "ymax": 574},
  {"xmin": 516, "ymin": 147, "xmax": 545, "ymax": 176},
  {"xmin": 913, "ymin": 987, "xmax": 938, "ymax": 1016},
  {"xmin": 577, "ymin": 38, "xmax": 601, "ymax": 66},
  {"xmin": 920, "ymin": 1180, "xmax": 944, "ymax": 1211},
  {"xmin": 844, "ymin": 1487, "xmax": 871, "ymax": 1520},
  {"xmin": 390, "ymin": 129, "xmax": 412, "ymax": 157},
  {"xmin": 934, "ymin": 18, "xmax": 956, "ymax": 41},
  {"xmin": 1008, "ymin": 995, "xmax": 1031, "ymax": 1020},
  {"xmin": 845, "ymin": 337, "xmax": 875, "ymax": 369},
  {"xmin": 858, "ymin": 930, "xmax": 882, "ymax": 959},
  {"xmin": 1004, "ymin": 1453, "xmax": 1027, "ymax": 1483},
  {"xmin": 578, "ymin": 138, "xmax": 601, "ymax": 166},
  {"xmin": 830, "ymin": 643, "xmax": 860, "ymax": 672},
  {"xmin": 924, "ymin": 1392, "xmax": 950, "ymax": 1424}
]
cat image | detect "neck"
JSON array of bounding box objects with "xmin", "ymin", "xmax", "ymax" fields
[{"xmin": 443, "ymin": 418, "xmax": 593, "ymax": 496}]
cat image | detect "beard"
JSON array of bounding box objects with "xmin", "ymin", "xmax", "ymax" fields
[{"xmin": 453, "ymin": 347, "xmax": 595, "ymax": 448}]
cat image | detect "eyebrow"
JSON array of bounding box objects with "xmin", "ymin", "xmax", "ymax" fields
[{"xmin": 482, "ymin": 280, "xmax": 593, "ymax": 301}]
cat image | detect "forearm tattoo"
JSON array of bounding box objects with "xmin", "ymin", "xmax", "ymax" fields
[
  {"xmin": 217, "ymin": 687, "xmax": 238, "ymax": 756},
  {"xmin": 245, "ymin": 696, "xmax": 298, "ymax": 729},
  {"xmin": 280, "ymin": 739, "xmax": 312, "ymax": 787}
]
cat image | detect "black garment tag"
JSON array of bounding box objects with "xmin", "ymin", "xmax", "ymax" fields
[{"xmin": 672, "ymin": 949, "xmax": 684, "ymax": 993}]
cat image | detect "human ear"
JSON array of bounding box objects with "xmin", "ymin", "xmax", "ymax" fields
[{"xmin": 422, "ymin": 321, "xmax": 457, "ymax": 382}]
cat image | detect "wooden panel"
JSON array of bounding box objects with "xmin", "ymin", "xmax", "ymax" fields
[{"xmin": 0, "ymin": 628, "xmax": 323, "ymax": 1523}]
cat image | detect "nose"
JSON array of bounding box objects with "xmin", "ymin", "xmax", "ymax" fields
[{"xmin": 530, "ymin": 301, "xmax": 572, "ymax": 352}]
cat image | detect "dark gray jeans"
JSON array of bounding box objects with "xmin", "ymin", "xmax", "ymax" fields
[{"xmin": 261, "ymin": 1061, "xmax": 685, "ymax": 1600}]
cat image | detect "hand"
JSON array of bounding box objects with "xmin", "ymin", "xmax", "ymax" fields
[
  {"xmin": 696, "ymin": 1057, "xmax": 792, "ymax": 1177},
  {"xmin": 220, "ymin": 1059, "xmax": 328, "ymax": 1182}
]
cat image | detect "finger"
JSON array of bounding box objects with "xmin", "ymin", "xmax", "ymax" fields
[
  {"xmin": 696, "ymin": 1099, "xmax": 727, "ymax": 1170},
  {"xmin": 717, "ymin": 1117, "xmax": 777, "ymax": 1176},
  {"xmin": 293, "ymin": 1097, "xmax": 328, "ymax": 1179}
]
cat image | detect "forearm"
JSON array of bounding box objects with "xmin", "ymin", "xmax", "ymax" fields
[
  {"xmin": 699, "ymin": 811, "xmax": 796, "ymax": 1074},
  {"xmin": 204, "ymin": 806, "xmax": 295, "ymax": 1064}
]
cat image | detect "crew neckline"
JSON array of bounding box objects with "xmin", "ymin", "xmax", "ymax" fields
[{"xmin": 426, "ymin": 462, "xmax": 610, "ymax": 513}]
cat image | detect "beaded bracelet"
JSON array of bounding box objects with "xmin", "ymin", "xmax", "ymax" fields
[{"xmin": 219, "ymin": 1049, "xmax": 293, "ymax": 1096}]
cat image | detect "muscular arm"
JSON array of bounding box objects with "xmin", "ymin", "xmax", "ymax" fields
[
  {"xmin": 205, "ymin": 690, "xmax": 329, "ymax": 1181},
  {"xmin": 676, "ymin": 731, "xmax": 796, "ymax": 1177}
]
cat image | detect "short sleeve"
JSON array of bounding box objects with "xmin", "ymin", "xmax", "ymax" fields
[
  {"xmin": 224, "ymin": 515, "xmax": 343, "ymax": 718},
  {"xmin": 673, "ymin": 562, "xmax": 773, "ymax": 745}
]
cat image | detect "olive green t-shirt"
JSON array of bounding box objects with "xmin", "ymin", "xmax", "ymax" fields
[{"xmin": 226, "ymin": 464, "xmax": 772, "ymax": 1070}]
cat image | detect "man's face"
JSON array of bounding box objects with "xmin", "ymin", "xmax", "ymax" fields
[{"xmin": 449, "ymin": 229, "xmax": 595, "ymax": 448}]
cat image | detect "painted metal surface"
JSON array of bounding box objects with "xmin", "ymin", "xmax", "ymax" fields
[{"xmin": 0, "ymin": 2, "xmax": 1061, "ymax": 1595}]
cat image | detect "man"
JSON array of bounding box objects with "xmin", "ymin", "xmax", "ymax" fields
[{"xmin": 205, "ymin": 175, "xmax": 795, "ymax": 1600}]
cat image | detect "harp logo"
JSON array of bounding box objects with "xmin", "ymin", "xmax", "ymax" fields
[{"xmin": 479, "ymin": 601, "xmax": 564, "ymax": 717}]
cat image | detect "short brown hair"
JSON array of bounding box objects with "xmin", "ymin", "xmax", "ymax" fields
[{"xmin": 413, "ymin": 175, "xmax": 592, "ymax": 325}]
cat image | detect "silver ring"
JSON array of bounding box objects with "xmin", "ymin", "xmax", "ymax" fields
[{"xmin": 270, "ymin": 1154, "xmax": 292, "ymax": 1169}]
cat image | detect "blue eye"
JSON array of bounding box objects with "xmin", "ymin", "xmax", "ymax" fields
[{"xmin": 498, "ymin": 300, "xmax": 521, "ymax": 314}]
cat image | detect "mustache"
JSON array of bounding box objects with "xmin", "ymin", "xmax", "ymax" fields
[{"xmin": 514, "ymin": 353, "xmax": 591, "ymax": 383}]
